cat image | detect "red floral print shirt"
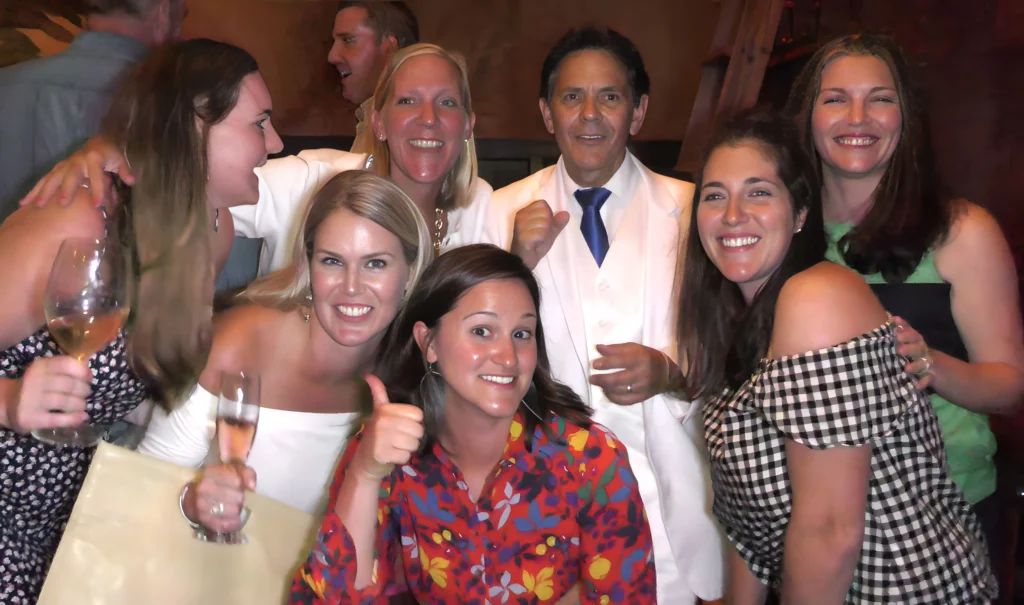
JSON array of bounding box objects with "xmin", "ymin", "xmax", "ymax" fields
[{"xmin": 288, "ymin": 413, "xmax": 656, "ymax": 604}]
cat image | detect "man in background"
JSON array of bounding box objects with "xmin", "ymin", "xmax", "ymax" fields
[
  {"xmin": 329, "ymin": 1, "xmax": 418, "ymax": 153},
  {"xmin": 0, "ymin": 0, "xmax": 185, "ymax": 221}
]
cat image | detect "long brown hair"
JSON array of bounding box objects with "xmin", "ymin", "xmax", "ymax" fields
[
  {"xmin": 374, "ymin": 244, "xmax": 592, "ymax": 453},
  {"xmin": 785, "ymin": 33, "xmax": 952, "ymax": 283},
  {"xmin": 677, "ymin": 111, "xmax": 825, "ymax": 398},
  {"xmin": 104, "ymin": 39, "xmax": 259, "ymax": 410}
]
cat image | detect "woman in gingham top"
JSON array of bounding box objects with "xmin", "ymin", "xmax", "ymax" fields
[{"xmin": 674, "ymin": 111, "xmax": 995, "ymax": 603}]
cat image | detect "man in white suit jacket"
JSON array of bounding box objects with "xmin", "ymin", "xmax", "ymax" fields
[{"xmin": 484, "ymin": 28, "xmax": 724, "ymax": 604}]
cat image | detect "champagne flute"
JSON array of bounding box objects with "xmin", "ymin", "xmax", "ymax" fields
[
  {"xmin": 199, "ymin": 370, "xmax": 260, "ymax": 545},
  {"xmin": 34, "ymin": 237, "xmax": 128, "ymax": 447}
]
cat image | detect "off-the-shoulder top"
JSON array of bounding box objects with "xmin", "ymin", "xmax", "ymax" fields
[{"xmin": 703, "ymin": 322, "xmax": 996, "ymax": 603}]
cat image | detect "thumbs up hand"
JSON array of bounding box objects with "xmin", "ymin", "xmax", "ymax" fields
[
  {"xmin": 352, "ymin": 374, "xmax": 426, "ymax": 480},
  {"xmin": 511, "ymin": 199, "xmax": 570, "ymax": 270}
]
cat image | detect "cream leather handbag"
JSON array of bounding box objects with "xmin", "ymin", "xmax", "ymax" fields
[{"xmin": 38, "ymin": 442, "xmax": 319, "ymax": 605}]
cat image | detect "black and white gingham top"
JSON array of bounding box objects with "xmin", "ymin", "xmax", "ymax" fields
[{"xmin": 703, "ymin": 321, "xmax": 996, "ymax": 603}]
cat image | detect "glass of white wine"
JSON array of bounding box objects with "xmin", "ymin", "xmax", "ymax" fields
[
  {"xmin": 34, "ymin": 237, "xmax": 128, "ymax": 448},
  {"xmin": 201, "ymin": 370, "xmax": 260, "ymax": 545}
]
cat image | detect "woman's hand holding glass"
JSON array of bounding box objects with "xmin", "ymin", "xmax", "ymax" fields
[
  {"xmin": 2, "ymin": 356, "xmax": 91, "ymax": 433},
  {"xmin": 184, "ymin": 371, "xmax": 260, "ymax": 544},
  {"xmin": 187, "ymin": 463, "xmax": 257, "ymax": 535}
]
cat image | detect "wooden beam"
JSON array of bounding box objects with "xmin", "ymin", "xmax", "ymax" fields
[{"xmin": 675, "ymin": 0, "xmax": 787, "ymax": 175}]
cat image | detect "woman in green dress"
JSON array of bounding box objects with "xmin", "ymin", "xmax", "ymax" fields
[{"xmin": 785, "ymin": 33, "xmax": 1024, "ymax": 563}]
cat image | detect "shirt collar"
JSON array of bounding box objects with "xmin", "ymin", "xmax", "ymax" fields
[
  {"xmin": 559, "ymin": 150, "xmax": 639, "ymax": 207},
  {"xmin": 70, "ymin": 31, "xmax": 149, "ymax": 63},
  {"xmin": 354, "ymin": 96, "xmax": 374, "ymax": 125},
  {"xmin": 429, "ymin": 411, "xmax": 532, "ymax": 468}
]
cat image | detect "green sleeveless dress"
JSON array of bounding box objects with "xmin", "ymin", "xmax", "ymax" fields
[{"xmin": 826, "ymin": 223, "xmax": 997, "ymax": 504}]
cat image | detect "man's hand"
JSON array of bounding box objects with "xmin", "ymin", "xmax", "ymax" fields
[
  {"xmin": 590, "ymin": 343, "xmax": 676, "ymax": 405},
  {"xmin": 510, "ymin": 199, "xmax": 570, "ymax": 270}
]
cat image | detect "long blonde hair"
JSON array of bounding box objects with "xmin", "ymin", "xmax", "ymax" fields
[
  {"xmin": 369, "ymin": 43, "xmax": 478, "ymax": 212},
  {"xmin": 105, "ymin": 39, "xmax": 259, "ymax": 411},
  {"xmin": 240, "ymin": 170, "xmax": 432, "ymax": 313}
]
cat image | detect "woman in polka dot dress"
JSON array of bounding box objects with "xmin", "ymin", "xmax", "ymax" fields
[{"xmin": 0, "ymin": 39, "xmax": 285, "ymax": 604}]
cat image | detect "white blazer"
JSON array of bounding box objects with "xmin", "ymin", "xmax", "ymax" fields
[
  {"xmin": 485, "ymin": 154, "xmax": 725, "ymax": 601},
  {"xmin": 230, "ymin": 149, "xmax": 494, "ymax": 275}
]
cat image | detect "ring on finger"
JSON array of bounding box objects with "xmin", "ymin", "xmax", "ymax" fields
[
  {"xmin": 209, "ymin": 501, "xmax": 225, "ymax": 517},
  {"xmin": 919, "ymin": 353, "xmax": 933, "ymax": 377}
]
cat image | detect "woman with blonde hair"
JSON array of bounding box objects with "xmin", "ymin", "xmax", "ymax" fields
[
  {"xmin": 23, "ymin": 43, "xmax": 493, "ymax": 275},
  {"xmin": 0, "ymin": 38, "xmax": 284, "ymax": 603},
  {"xmin": 138, "ymin": 171, "xmax": 432, "ymax": 533}
]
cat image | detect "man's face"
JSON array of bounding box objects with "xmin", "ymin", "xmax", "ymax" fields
[
  {"xmin": 327, "ymin": 6, "xmax": 395, "ymax": 106},
  {"xmin": 539, "ymin": 49, "xmax": 648, "ymax": 188}
]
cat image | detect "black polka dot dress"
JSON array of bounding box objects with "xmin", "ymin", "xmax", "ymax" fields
[
  {"xmin": 703, "ymin": 321, "xmax": 997, "ymax": 603},
  {"xmin": 0, "ymin": 327, "xmax": 149, "ymax": 604}
]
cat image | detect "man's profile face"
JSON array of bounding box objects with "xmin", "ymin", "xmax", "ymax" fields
[{"xmin": 327, "ymin": 6, "xmax": 394, "ymax": 106}]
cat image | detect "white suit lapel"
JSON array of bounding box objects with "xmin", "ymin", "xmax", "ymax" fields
[{"xmin": 536, "ymin": 165, "xmax": 589, "ymax": 378}]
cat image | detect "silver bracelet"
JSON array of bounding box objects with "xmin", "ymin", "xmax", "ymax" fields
[{"xmin": 178, "ymin": 483, "xmax": 204, "ymax": 530}]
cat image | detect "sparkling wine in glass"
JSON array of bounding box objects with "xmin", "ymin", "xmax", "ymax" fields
[
  {"xmin": 201, "ymin": 371, "xmax": 260, "ymax": 545},
  {"xmin": 34, "ymin": 237, "xmax": 128, "ymax": 447}
]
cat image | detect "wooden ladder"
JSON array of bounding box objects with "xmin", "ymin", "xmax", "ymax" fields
[{"xmin": 674, "ymin": 0, "xmax": 789, "ymax": 176}]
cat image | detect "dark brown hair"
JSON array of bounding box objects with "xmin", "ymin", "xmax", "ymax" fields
[
  {"xmin": 105, "ymin": 39, "xmax": 259, "ymax": 410},
  {"xmin": 677, "ymin": 110, "xmax": 826, "ymax": 398},
  {"xmin": 374, "ymin": 244, "xmax": 592, "ymax": 452},
  {"xmin": 784, "ymin": 33, "xmax": 952, "ymax": 283}
]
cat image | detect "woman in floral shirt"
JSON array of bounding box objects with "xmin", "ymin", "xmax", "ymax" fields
[{"xmin": 289, "ymin": 244, "xmax": 656, "ymax": 604}]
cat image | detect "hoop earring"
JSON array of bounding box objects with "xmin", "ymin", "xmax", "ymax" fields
[
  {"xmin": 418, "ymin": 361, "xmax": 444, "ymax": 409},
  {"xmin": 213, "ymin": 209, "xmax": 219, "ymax": 233},
  {"xmin": 520, "ymin": 397, "xmax": 545, "ymax": 423},
  {"xmin": 519, "ymin": 381, "xmax": 546, "ymax": 423}
]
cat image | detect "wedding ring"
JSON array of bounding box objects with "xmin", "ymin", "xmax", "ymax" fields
[{"xmin": 209, "ymin": 502, "xmax": 225, "ymax": 517}]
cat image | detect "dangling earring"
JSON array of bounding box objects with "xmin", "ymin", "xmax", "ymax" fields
[
  {"xmin": 519, "ymin": 381, "xmax": 546, "ymax": 423},
  {"xmin": 213, "ymin": 209, "xmax": 219, "ymax": 233},
  {"xmin": 418, "ymin": 361, "xmax": 444, "ymax": 408},
  {"xmin": 302, "ymin": 292, "xmax": 312, "ymax": 323}
]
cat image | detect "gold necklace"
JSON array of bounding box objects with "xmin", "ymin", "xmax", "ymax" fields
[{"xmin": 434, "ymin": 207, "xmax": 445, "ymax": 254}]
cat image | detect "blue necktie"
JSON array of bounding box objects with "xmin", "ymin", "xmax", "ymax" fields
[{"xmin": 574, "ymin": 187, "xmax": 611, "ymax": 266}]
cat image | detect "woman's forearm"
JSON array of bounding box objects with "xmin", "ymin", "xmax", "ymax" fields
[
  {"xmin": 335, "ymin": 469, "xmax": 387, "ymax": 589},
  {"xmin": 781, "ymin": 522, "xmax": 861, "ymax": 605},
  {"xmin": 726, "ymin": 546, "xmax": 768, "ymax": 605},
  {"xmin": 0, "ymin": 378, "xmax": 17, "ymax": 430},
  {"xmin": 931, "ymin": 350, "xmax": 1024, "ymax": 415}
]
